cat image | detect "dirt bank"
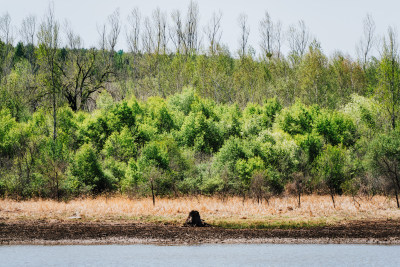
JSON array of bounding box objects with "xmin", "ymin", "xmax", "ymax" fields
[{"xmin": 1, "ymin": 219, "xmax": 400, "ymax": 245}]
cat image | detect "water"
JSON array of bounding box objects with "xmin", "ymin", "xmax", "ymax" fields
[{"xmin": 1, "ymin": 244, "xmax": 400, "ymax": 267}]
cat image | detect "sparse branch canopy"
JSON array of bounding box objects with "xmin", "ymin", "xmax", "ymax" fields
[
  {"xmin": 0, "ymin": 12, "xmax": 14, "ymax": 45},
  {"xmin": 126, "ymin": 7, "xmax": 141, "ymax": 54},
  {"xmin": 259, "ymin": 11, "xmax": 273, "ymax": 58},
  {"xmin": 107, "ymin": 9, "xmax": 121, "ymax": 52},
  {"xmin": 185, "ymin": 0, "xmax": 200, "ymax": 55},
  {"xmin": 97, "ymin": 23, "xmax": 107, "ymax": 51},
  {"xmin": 259, "ymin": 12, "xmax": 283, "ymax": 59},
  {"xmin": 37, "ymin": 2, "xmax": 60, "ymax": 141},
  {"xmin": 238, "ymin": 13, "xmax": 250, "ymax": 58},
  {"xmin": 20, "ymin": 14, "xmax": 36, "ymax": 45},
  {"xmin": 204, "ymin": 11, "xmax": 222, "ymax": 55},
  {"xmin": 169, "ymin": 1, "xmax": 200, "ymax": 55},
  {"xmin": 378, "ymin": 26, "xmax": 400, "ymax": 129},
  {"xmin": 274, "ymin": 20, "xmax": 283, "ymax": 58},
  {"xmin": 152, "ymin": 7, "xmax": 168, "ymax": 54},
  {"xmin": 357, "ymin": 14, "xmax": 376, "ymax": 66},
  {"xmin": 142, "ymin": 16, "xmax": 154, "ymax": 54},
  {"xmin": 64, "ymin": 20, "xmax": 82, "ymax": 50},
  {"xmin": 288, "ymin": 20, "xmax": 311, "ymax": 58},
  {"xmin": 170, "ymin": 9, "xmax": 184, "ymax": 53}
]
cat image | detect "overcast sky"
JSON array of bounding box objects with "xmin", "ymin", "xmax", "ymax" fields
[{"xmin": 2, "ymin": 0, "xmax": 400, "ymax": 57}]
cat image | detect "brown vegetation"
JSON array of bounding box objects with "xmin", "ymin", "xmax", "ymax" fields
[{"xmin": 1, "ymin": 195, "xmax": 399, "ymax": 227}]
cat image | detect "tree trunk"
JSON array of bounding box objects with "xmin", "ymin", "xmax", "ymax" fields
[
  {"xmin": 330, "ymin": 191, "xmax": 336, "ymax": 208},
  {"xmin": 298, "ymin": 191, "xmax": 301, "ymax": 208},
  {"xmin": 151, "ymin": 179, "xmax": 155, "ymax": 206}
]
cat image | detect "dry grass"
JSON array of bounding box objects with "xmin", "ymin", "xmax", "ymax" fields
[{"xmin": 1, "ymin": 195, "xmax": 400, "ymax": 228}]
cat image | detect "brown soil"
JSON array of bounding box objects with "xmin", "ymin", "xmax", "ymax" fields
[{"xmin": 1, "ymin": 219, "xmax": 400, "ymax": 245}]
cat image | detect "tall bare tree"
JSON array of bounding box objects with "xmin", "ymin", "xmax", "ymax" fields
[
  {"xmin": 97, "ymin": 23, "xmax": 107, "ymax": 51},
  {"xmin": 238, "ymin": 13, "xmax": 250, "ymax": 58},
  {"xmin": 142, "ymin": 16, "xmax": 154, "ymax": 54},
  {"xmin": 287, "ymin": 20, "xmax": 311, "ymax": 57},
  {"xmin": 170, "ymin": 9, "xmax": 185, "ymax": 53},
  {"xmin": 169, "ymin": 1, "xmax": 200, "ymax": 55},
  {"xmin": 107, "ymin": 9, "xmax": 121, "ymax": 52},
  {"xmin": 274, "ymin": 20, "xmax": 283, "ymax": 58},
  {"xmin": 126, "ymin": 7, "xmax": 141, "ymax": 54},
  {"xmin": 259, "ymin": 11, "xmax": 274, "ymax": 59},
  {"xmin": 64, "ymin": 20, "xmax": 82, "ymax": 50},
  {"xmin": 0, "ymin": 12, "xmax": 14, "ymax": 45},
  {"xmin": 37, "ymin": 3, "xmax": 60, "ymax": 141},
  {"xmin": 356, "ymin": 14, "xmax": 376, "ymax": 67},
  {"xmin": 185, "ymin": 0, "xmax": 200, "ymax": 54},
  {"xmin": 0, "ymin": 12, "xmax": 14, "ymax": 78},
  {"xmin": 152, "ymin": 7, "xmax": 168, "ymax": 55},
  {"xmin": 20, "ymin": 14, "xmax": 36, "ymax": 45},
  {"xmin": 204, "ymin": 11, "xmax": 222, "ymax": 55}
]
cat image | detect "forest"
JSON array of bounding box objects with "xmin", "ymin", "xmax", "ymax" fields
[{"xmin": 0, "ymin": 2, "xmax": 399, "ymax": 206}]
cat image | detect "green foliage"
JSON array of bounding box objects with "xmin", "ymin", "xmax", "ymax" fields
[
  {"xmin": 277, "ymin": 102, "xmax": 319, "ymax": 136},
  {"xmin": 69, "ymin": 143, "xmax": 114, "ymax": 194},
  {"xmin": 366, "ymin": 129, "xmax": 400, "ymax": 194},
  {"xmin": 179, "ymin": 111, "xmax": 222, "ymax": 153},
  {"xmin": 0, "ymin": 109, "xmax": 18, "ymax": 157},
  {"xmin": 102, "ymin": 127, "xmax": 137, "ymax": 162},
  {"xmin": 315, "ymin": 111, "xmax": 358, "ymax": 147},
  {"xmin": 315, "ymin": 145, "xmax": 352, "ymax": 195}
]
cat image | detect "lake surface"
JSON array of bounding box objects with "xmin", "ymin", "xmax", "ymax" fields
[{"xmin": 1, "ymin": 244, "xmax": 400, "ymax": 267}]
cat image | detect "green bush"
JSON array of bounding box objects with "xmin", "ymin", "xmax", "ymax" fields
[
  {"xmin": 69, "ymin": 144, "xmax": 114, "ymax": 194},
  {"xmin": 102, "ymin": 127, "xmax": 137, "ymax": 162},
  {"xmin": 277, "ymin": 102, "xmax": 320, "ymax": 136},
  {"xmin": 315, "ymin": 111, "xmax": 358, "ymax": 147}
]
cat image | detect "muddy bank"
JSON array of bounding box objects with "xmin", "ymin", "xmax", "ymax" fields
[{"xmin": 1, "ymin": 220, "xmax": 400, "ymax": 245}]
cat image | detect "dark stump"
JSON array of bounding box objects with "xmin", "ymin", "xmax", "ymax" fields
[{"xmin": 185, "ymin": 210, "xmax": 208, "ymax": 227}]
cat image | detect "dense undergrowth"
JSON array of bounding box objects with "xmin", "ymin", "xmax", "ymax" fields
[{"xmin": 0, "ymin": 88, "xmax": 398, "ymax": 202}]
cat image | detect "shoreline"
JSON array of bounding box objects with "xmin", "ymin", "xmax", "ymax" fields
[
  {"xmin": 3, "ymin": 237, "xmax": 400, "ymax": 246},
  {"xmin": 1, "ymin": 220, "xmax": 400, "ymax": 245}
]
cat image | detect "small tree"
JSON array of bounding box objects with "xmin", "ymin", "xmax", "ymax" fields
[
  {"xmin": 367, "ymin": 129, "xmax": 400, "ymax": 207},
  {"xmin": 250, "ymin": 170, "xmax": 271, "ymax": 204},
  {"xmin": 69, "ymin": 143, "xmax": 112, "ymax": 195},
  {"xmin": 315, "ymin": 145, "xmax": 351, "ymax": 208}
]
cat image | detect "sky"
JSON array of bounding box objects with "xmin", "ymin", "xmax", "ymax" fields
[{"xmin": 2, "ymin": 0, "xmax": 400, "ymax": 58}]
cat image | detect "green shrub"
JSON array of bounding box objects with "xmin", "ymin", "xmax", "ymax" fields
[{"xmin": 69, "ymin": 144, "xmax": 114, "ymax": 194}]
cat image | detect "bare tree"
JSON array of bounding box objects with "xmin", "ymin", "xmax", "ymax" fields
[
  {"xmin": 20, "ymin": 14, "xmax": 36, "ymax": 45},
  {"xmin": 204, "ymin": 11, "xmax": 222, "ymax": 55},
  {"xmin": 107, "ymin": 9, "xmax": 121, "ymax": 52},
  {"xmin": 37, "ymin": 3, "xmax": 60, "ymax": 141},
  {"xmin": 169, "ymin": 1, "xmax": 200, "ymax": 55},
  {"xmin": 238, "ymin": 13, "xmax": 250, "ymax": 58},
  {"xmin": 185, "ymin": 0, "xmax": 200, "ymax": 54},
  {"xmin": 259, "ymin": 11, "xmax": 274, "ymax": 59},
  {"xmin": 170, "ymin": 9, "xmax": 185, "ymax": 53},
  {"xmin": 142, "ymin": 16, "xmax": 154, "ymax": 54},
  {"xmin": 0, "ymin": 12, "xmax": 15, "ymax": 78},
  {"xmin": 126, "ymin": 7, "xmax": 141, "ymax": 54},
  {"xmin": 97, "ymin": 23, "xmax": 107, "ymax": 51},
  {"xmin": 64, "ymin": 20, "xmax": 82, "ymax": 50},
  {"xmin": 0, "ymin": 12, "xmax": 14, "ymax": 45},
  {"xmin": 356, "ymin": 14, "xmax": 376, "ymax": 66},
  {"xmin": 274, "ymin": 20, "xmax": 283, "ymax": 58},
  {"xmin": 287, "ymin": 20, "xmax": 311, "ymax": 57},
  {"xmin": 152, "ymin": 7, "xmax": 168, "ymax": 54}
]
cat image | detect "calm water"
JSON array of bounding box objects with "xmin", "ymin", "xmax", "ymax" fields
[{"xmin": 1, "ymin": 244, "xmax": 400, "ymax": 267}]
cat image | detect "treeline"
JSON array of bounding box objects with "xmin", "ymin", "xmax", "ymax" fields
[
  {"xmin": 0, "ymin": 2, "xmax": 384, "ymax": 117},
  {"xmin": 0, "ymin": 88, "xmax": 399, "ymax": 205},
  {"xmin": 0, "ymin": 3, "xmax": 400, "ymax": 204}
]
